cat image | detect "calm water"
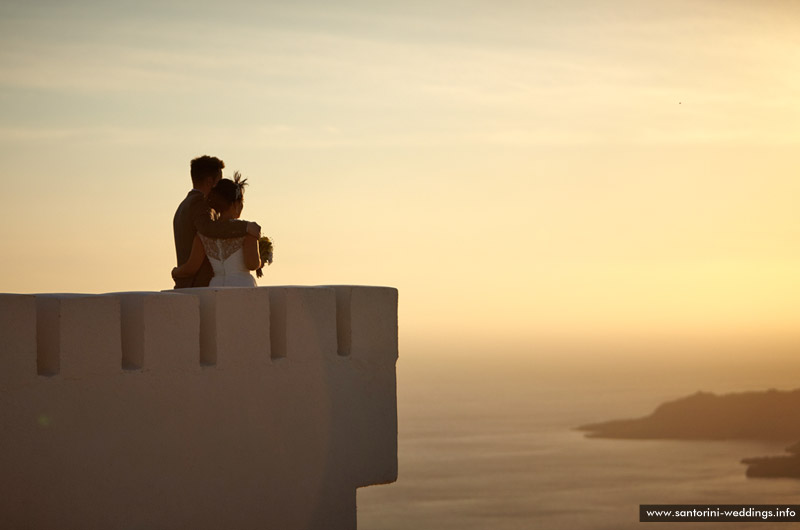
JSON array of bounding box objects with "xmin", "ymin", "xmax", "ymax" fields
[{"xmin": 358, "ymin": 347, "xmax": 800, "ymax": 529}]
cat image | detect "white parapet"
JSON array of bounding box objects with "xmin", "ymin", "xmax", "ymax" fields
[{"xmin": 0, "ymin": 285, "xmax": 398, "ymax": 530}]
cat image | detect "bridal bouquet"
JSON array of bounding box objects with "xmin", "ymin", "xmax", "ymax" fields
[{"xmin": 256, "ymin": 236, "xmax": 273, "ymax": 278}]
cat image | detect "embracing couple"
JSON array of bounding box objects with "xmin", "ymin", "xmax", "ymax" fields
[{"xmin": 171, "ymin": 155, "xmax": 269, "ymax": 288}]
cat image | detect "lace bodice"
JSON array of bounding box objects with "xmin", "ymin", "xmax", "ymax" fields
[
  {"xmin": 198, "ymin": 235, "xmax": 256, "ymax": 287},
  {"xmin": 199, "ymin": 235, "xmax": 244, "ymax": 262}
]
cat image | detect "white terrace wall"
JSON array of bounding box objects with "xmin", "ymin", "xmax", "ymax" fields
[{"xmin": 0, "ymin": 286, "xmax": 398, "ymax": 530}]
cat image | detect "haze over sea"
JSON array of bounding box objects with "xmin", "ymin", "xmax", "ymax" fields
[{"xmin": 359, "ymin": 340, "xmax": 800, "ymax": 530}]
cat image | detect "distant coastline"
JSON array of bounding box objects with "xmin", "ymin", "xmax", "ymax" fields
[
  {"xmin": 578, "ymin": 388, "xmax": 800, "ymax": 479},
  {"xmin": 578, "ymin": 388, "xmax": 800, "ymax": 441}
]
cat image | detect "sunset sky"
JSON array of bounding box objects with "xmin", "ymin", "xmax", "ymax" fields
[{"xmin": 1, "ymin": 0, "xmax": 799, "ymax": 352}]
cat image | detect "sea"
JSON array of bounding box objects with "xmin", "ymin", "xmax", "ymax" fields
[{"xmin": 357, "ymin": 343, "xmax": 800, "ymax": 529}]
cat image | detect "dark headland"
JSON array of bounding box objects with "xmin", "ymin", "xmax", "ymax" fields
[
  {"xmin": 578, "ymin": 388, "xmax": 800, "ymax": 479},
  {"xmin": 578, "ymin": 388, "xmax": 800, "ymax": 440}
]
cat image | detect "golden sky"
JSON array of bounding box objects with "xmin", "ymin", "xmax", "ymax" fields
[{"xmin": 1, "ymin": 0, "xmax": 799, "ymax": 349}]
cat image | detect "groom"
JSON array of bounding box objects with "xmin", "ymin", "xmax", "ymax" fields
[{"xmin": 172, "ymin": 155, "xmax": 261, "ymax": 288}]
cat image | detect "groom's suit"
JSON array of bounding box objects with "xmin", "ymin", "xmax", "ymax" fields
[{"xmin": 173, "ymin": 189, "xmax": 248, "ymax": 288}]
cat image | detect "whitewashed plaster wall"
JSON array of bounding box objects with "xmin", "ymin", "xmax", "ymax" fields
[{"xmin": 0, "ymin": 286, "xmax": 398, "ymax": 530}]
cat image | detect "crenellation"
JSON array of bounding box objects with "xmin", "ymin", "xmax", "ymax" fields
[
  {"xmin": 268, "ymin": 286, "xmax": 288, "ymax": 359},
  {"xmin": 117, "ymin": 292, "xmax": 200, "ymax": 372},
  {"xmin": 328, "ymin": 286, "xmax": 398, "ymax": 365},
  {"xmin": 329, "ymin": 285, "xmax": 354, "ymax": 356},
  {"xmin": 267, "ymin": 286, "xmax": 338, "ymax": 362},
  {"xmin": 0, "ymin": 294, "xmax": 37, "ymax": 387},
  {"xmin": 35, "ymin": 294, "xmax": 122, "ymax": 378},
  {"xmin": 117, "ymin": 293, "xmax": 145, "ymax": 370},
  {"xmin": 35, "ymin": 295, "xmax": 60, "ymax": 376},
  {"xmin": 175, "ymin": 287, "xmax": 270, "ymax": 369}
]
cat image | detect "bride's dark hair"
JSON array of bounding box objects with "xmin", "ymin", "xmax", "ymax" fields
[{"xmin": 207, "ymin": 171, "xmax": 248, "ymax": 214}]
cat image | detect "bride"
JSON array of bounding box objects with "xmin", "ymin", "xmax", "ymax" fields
[{"xmin": 172, "ymin": 173, "xmax": 261, "ymax": 287}]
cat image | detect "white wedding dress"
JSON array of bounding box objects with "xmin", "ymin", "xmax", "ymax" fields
[{"xmin": 199, "ymin": 235, "xmax": 257, "ymax": 287}]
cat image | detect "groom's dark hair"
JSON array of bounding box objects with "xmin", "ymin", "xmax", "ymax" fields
[{"xmin": 190, "ymin": 155, "xmax": 225, "ymax": 186}]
